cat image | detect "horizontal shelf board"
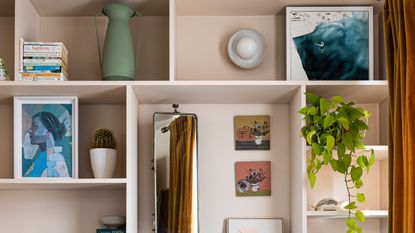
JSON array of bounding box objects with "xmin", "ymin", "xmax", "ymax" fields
[
  {"xmin": 306, "ymin": 145, "xmax": 388, "ymax": 160},
  {"xmin": 28, "ymin": 0, "xmax": 168, "ymax": 16},
  {"xmin": 307, "ymin": 210, "xmax": 388, "ymax": 219},
  {"xmin": 0, "ymin": 178, "xmax": 126, "ymax": 190},
  {"xmin": 0, "ymin": 81, "xmax": 126, "ymax": 104},
  {"xmin": 177, "ymin": 0, "xmax": 385, "ymax": 16},
  {"xmin": 306, "ymin": 81, "xmax": 388, "ymax": 103},
  {"xmin": 132, "ymin": 81, "xmax": 301, "ymax": 103}
]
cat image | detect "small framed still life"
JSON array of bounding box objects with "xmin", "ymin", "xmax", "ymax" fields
[
  {"xmin": 235, "ymin": 161, "xmax": 271, "ymax": 197},
  {"xmin": 234, "ymin": 115, "xmax": 270, "ymax": 150},
  {"xmin": 286, "ymin": 6, "xmax": 373, "ymax": 81},
  {"xmin": 14, "ymin": 96, "xmax": 78, "ymax": 178},
  {"xmin": 227, "ymin": 218, "xmax": 283, "ymax": 233}
]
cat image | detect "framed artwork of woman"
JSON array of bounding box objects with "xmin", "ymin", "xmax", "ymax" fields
[{"xmin": 14, "ymin": 96, "xmax": 78, "ymax": 178}]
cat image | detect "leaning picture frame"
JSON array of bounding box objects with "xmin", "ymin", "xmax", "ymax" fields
[
  {"xmin": 14, "ymin": 96, "xmax": 78, "ymax": 178},
  {"xmin": 227, "ymin": 218, "xmax": 283, "ymax": 233},
  {"xmin": 286, "ymin": 6, "xmax": 374, "ymax": 81}
]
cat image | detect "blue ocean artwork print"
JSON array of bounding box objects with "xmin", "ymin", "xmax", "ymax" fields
[
  {"xmin": 290, "ymin": 10, "xmax": 369, "ymax": 80},
  {"xmin": 22, "ymin": 104, "xmax": 73, "ymax": 178}
]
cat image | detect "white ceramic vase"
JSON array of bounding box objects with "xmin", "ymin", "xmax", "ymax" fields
[{"xmin": 90, "ymin": 148, "xmax": 117, "ymax": 178}]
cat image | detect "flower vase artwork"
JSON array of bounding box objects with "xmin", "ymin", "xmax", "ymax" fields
[
  {"xmin": 235, "ymin": 161, "xmax": 271, "ymax": 196},
  {"xmin": 234, "ymin": 116, "xmax": 270, "ymax": 150}
]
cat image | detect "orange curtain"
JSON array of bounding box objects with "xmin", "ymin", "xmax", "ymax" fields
[
  {"xmin": 168, "ymin": 116, "xmax": 196, "ymax": 233},
  {"xmin": 384, "ymin": 1, "xmax": 415, "ymax": 232}
]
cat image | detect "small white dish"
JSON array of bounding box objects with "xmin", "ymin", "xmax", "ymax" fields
[
  {"xmin": 227, "ymin": 29, "xmax": 267, "ymax": 69},
  {"xmin": 100, "ymin": 215, "xmax": 126, "ymax": 229}
]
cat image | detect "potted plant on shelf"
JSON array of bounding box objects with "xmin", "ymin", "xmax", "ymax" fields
[
  {"xmin": 90, "ymin": 128, "xmax": 117, "ymax": 178},
  {"xmin": 298, "ymin": 92, "xmax": 375, "ymax": 233},
  {"xmin": 251, "ymin": 120, "xmax": 270, "ymax": 145}
]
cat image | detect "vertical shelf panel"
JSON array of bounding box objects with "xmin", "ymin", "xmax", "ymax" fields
[
  {"xmin": 289, "ymin": 85, "xmax": 307, "ymax": 233},
  {"xmin": 126, "ymin": 86, "xmax": 139, "ymax": 233}
]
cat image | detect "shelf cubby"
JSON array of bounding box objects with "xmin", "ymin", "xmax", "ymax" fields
[
  {"xmin": 0, "ymin": 83, "xmax": 127, "ymax": 179},
  {"xmin": 14, "ymin": 0, "xmax": 169, "ymax": 81}
]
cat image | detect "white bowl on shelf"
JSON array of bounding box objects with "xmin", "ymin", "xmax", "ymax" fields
[{"xmin": 100, "ymin": 215, "xmax": 126, "ymax": 229}]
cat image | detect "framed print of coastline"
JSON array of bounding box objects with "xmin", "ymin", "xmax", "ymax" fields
[
  {"xmin": 286, "ymin": 6, "xmax": 373, "ymax": 81},
  {"xmin": 14, "ymin": 96, "xmax": 78, "ymax": 178},
  {"xmin": 227, "ymin": 218, "xmax": 283, "ymax": 233}
]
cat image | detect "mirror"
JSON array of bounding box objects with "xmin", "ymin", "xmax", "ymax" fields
[{"xmin": 153, "ymin": 108, "xmax": 198, "ymax": 233}]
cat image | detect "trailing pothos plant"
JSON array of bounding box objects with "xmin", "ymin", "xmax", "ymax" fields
[{"xmin": 299, "ymin": 92, "xmax": 376, "ymax": 233}]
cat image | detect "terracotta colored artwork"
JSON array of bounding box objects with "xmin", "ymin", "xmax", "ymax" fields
[
  {"xmin": 235, "ymin": 161, "xmax": 271, "ymax": 197},
  {"xmin": 234, "ymin": 115, "xmax": 270, "ymax": 150}
]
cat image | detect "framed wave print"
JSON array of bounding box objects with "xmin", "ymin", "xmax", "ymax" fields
[
  {"xmin": 286, "ymin": 6, "xmax": 373, "ymax": 81},
  {"xmin": 14, "ymin": 96, "xmax": 78, "ymax": 178}
]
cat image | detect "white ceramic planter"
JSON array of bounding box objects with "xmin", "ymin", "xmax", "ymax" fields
[{"xmin": 90, "ymin": 148, "xmax": 117, "ymax": 178}]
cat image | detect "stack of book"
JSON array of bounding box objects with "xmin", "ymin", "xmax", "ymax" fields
[{"xmin": 19, "ymin": 39, "xmax": 68, "ymax": 81}]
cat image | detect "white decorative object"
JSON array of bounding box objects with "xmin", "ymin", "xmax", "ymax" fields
[
  {"xmin": 90, "ymin": 148, "xmax": 117, "ymax": 178},
  {"xmin": 227, "ymin": 29, "xmax": 267, "ymax": 69},
  {"xmin": 100, "ymin": 215, "xmax": 126, "ymax": 228},
  {"xmin": 0, "ymin": 58, "xmax": 10, "ymax": 81}
]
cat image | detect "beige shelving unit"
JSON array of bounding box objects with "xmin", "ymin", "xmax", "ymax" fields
[{"xmin": 0, "ymin": 0, "xmax": 388, "ymax": 233}]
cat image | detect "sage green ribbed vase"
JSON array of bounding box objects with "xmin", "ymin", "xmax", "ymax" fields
[{"xmin": 101, "ymin": 3, "xmax": 136, "ymax": 80}]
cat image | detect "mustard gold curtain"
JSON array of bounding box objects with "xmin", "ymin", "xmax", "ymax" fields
[
  {"xmin": 384, "ymin": 1, "xmax": 415, "ymax": 232},
  {"xmin": 168, "ymin": 116, "xmax": 196, "ymax": 233}
]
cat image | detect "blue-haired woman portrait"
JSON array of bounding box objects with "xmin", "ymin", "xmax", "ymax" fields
[{"xmin": 22, "ymin": 104, "xmax": 72, "ymax": 178}]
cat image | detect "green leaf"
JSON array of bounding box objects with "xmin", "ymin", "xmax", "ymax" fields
[
  {"xmin": 369, "ymin": 149, "xmax": 376, "ymax": 166},
  {"xmin": 337, "ymin": 143, "xmax": 346, "ymax": 157},
  {"xmin": 320, "ymin": 97, "xmax": 331, "ymax": 115},
  {"xmin": 323, "ymin": 149, "xmax": 332, "ymax": 164},
  {"xmin": 312, "ymin": 143, "xmax": 324, "ymax": 156},
  {"xmin": 307, "ymin": 164, "xmax": 313, "ymax": 174},
  {"xmin": 356, "ymin": 226, "xmax": 362, "ymax": 233},
  {"xmin": 326, "ymin": 135, "xmax": 335, "ymax": 151},
  {"xmin": 309, "ymin": 172, "xmax": 316, "ymax": 189},
  {"xmin": 330, "ymin": 160, "xmax": 338, "ymax": 172},
  {"xmin": 323, "ymin": 114, "xmax": 335, "ymax": 129},
  {"xmin": 343, "ymin": 133, "xmax": 354, "ymax": 151},
  {"xmin": 351, "ymin": 166, "xmax": 363, "ymax": 182},
  {"xmin": 331, "ymin": 96, "xmax": 345, "ymax": 104},
  {"xmin": 305, "ymin": 92, "xmax": 320, "ymax": 106},
  {"xmin": 344, "ymin": 201, "xmax": 358, "ymax": 210},
  {"xmin": 355, "ymin": 179, "xmax": 364, "ymax": 189},
  {"xmin": 337, "ymin": 116, "xmax": 350, "ymax": 130},
  {"xmin": 354, "ymin": 139, "xmax": 365, "ymax": 149},
  {"xmin": 346, "ymin": 218, "xmax": 357, "ymax": 229},
  {"xmin": 355, "ymin": 210, "xmax": 365, "ymax": 222},
  {"xmin": 356, "ymin": 193, "xmax": 366, "ymax": 203},
  {"xmin": 308, "ymin": 106, "xmax": 318, "ymax": 115},
  {"xmin": 357, "ymin": 156, "xmax": 366, "ymax": 169},
  {"xmin": 343, "ymin": 154, "xmax": 352, "ymax": 168},
  {"xmin": 298, "ymin": 106, "xmax": 310, "ymax": 115},
  {"xmin": 347, "ymin": 229, "xmax": 355, "ymax": 233},
  {"xmin": 316, "ymin": 159, "xmax": 322, "ymax": 170},
  {"xmin": 336, "ymin": 159, "xmax": 346, "ymax": 174},
  {"xmin": 306, "ymin": 130, "xmax": 316, "ymax": 145}
]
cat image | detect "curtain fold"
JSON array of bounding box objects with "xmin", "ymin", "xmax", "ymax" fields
[
  {"xmin": 384, "ymin": 1, "xmax": 415, "ymax": 232},
  {"xmin": 168, "ymin": 116, "xmax": 196, "ymax": 233}
]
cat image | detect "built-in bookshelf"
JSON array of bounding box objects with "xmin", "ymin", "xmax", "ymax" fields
[{"xmin": 0, "ymin": 0, "xmax": 388, "ymax": 233}]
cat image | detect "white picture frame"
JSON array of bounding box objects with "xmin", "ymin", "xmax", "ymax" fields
[
  {"xmin": 228, "ymin": 218, "xmax": 283, "ymax": 233},
  {"xmin": 14, "ymin": 96, "xmax": 78, "ymax": 179},
  {"xmin": 286, "ymin": 6, "xmax": 374, "ymax": 81}
]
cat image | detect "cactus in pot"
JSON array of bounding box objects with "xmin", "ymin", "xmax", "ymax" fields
[{"xmin": 90, "ymin": 128, "xmax": 117, "ymax": 178}]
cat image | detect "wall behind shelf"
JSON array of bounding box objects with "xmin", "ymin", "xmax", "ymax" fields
[
  {"xmin": 0, "ymin": 17, "xmax": 14, "ymax": 79},
  {"xmin": 138, "ymin": 104, "xmax": 291, "ymax": 233}
]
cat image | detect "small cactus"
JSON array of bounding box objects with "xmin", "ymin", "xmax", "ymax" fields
[{"xmin": 91, "ymin": 128, "xmax": 117, "ymax": 149}]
